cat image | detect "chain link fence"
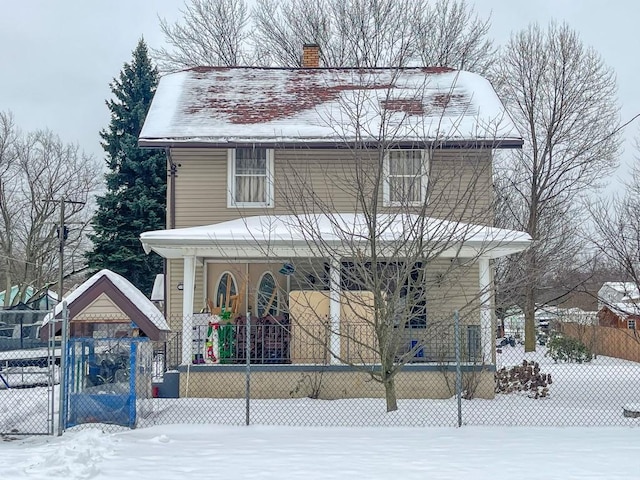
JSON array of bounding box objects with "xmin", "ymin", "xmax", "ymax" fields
[
  {"xmin": 136, "ymin": 312, "xmax": 640, "ymax": 428},
  {"xmin": 4, "ymin": 308, "xmax": 640, "ymax": 434},
  {"xmin": 0, "ymin": 309, "xmax": 57, "ymax": 436}
]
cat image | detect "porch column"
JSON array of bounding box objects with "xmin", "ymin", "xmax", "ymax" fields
[
  {"xmin": 478, "ymin": 257, "xmax": 492, "ymax": 363},
  {"xmin": 329, "ymin": 258, "xmax": 341, "ymax": 364},
  {"xmin": 181, "ymin": 255, "xmax": 196, "ymax": 365}
]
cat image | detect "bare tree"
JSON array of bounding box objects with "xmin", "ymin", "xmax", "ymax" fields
[
  {"xmin": 154, "ymin": 0, "xmax": 495, "ymax": 70},
  {"xmin": 154, "ymin": 0, "xmax": 250, "ymax": 71},
  {"xmin": 252, "ymin": 0, "xmax": 419, "ymax": 67},
  {"xmin": 493, "ymin": 22, "xmax": 621, "ymax": 351},
  {"xmin": 590, "ymin": 130, "xmax": 640, "ymax": 311},
  {"xmin": 414, "ymin": 0, "xmax": 495, "ymax": 74},
  {"xmin": 0, "ymin": 111, "xmax": 101, "ymax": 307},
  {"xmin": 240, "ymin": 73, "xmax": 520, "ymax": 411}
]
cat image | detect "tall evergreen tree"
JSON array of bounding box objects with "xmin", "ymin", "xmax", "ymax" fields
[{"xmin": 87, "ymin": 39, "xmax": 166, "ymax": 295}]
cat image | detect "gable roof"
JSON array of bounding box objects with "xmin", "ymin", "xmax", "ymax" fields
[
  {"xmin": 600, "ymin": 282, "xmax": 640, "ymax": 300},
  {"xmin": 43, "ymin": 269, "xmax": 169, "ymax": 340},
  {"xmin": 139, "ymin": 67, "xmax": 522, "ymax": 148}
]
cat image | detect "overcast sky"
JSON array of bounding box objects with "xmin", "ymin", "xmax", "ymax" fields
[{"xmin": 1, "ymin": 0, "xmax": 638, "ymax": 194}]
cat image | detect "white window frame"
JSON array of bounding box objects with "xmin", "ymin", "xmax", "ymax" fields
[
  {"xmin": 383, "ymin": 149, "xmax": 429, "ymax": 207},
  {"xmin": 227, "ymin": 148, "xmax": 275, "ymax": 208},
  {"xmin": 628, "ymin": 319, "xmax": 636, "ymax": 330}
]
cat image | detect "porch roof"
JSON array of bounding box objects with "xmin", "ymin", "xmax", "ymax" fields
[{"xmin": 140, "ymin": 214, "xmax": 530, "ymax": 260}]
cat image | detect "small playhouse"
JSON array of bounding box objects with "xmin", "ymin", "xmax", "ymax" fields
[
  {"xmin": 43, "ymin": 269, "xmax": 169, "ymax": 428},
  {"xmin": 42, "ymin": 269, "xmax": 169, "ymax": 341}
]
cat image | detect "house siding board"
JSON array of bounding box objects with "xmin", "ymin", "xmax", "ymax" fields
[
  {"xmin": 166, "ymin": 147, "xmax": 493, "ymax": 320},
  {"xmin": 74, "ymin": 293, "xmax": 128, "ymax": 321},
  {"xmin": 425, "ymin": 259, "xmax": 482, "ymax": 322},
  {"xmin": 274, "ymin": 149, "xmax": 361, "ymax": 213},
  {"xmin": 428, "ymin": 149, "xmax": 493, "ymax": 225},
  {"xmin": 170, "ymin": 147, "xmax": 493, "ymax": 228},
  {"xmin": 167, "ymin": 259, "xmax": 206, "ymax": 327},
  {"xmin": 172, "ymin": 148, "xmax": 228, "ymax": 227},
  {"xmin": 168, "ymin": 255, "xmax": 487, "ymax": 324}
]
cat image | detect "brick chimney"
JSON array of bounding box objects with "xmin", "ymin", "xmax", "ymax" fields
[{"xmin": 302, "ymin": 44, "xmax": 320, "ymax": 68}]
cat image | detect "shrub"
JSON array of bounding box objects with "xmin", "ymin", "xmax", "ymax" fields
[{"xmin": 545, "ymin": 334, "xmax": 593, "ymax": 363}]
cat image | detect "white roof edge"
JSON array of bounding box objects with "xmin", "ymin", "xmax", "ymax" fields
[
  {"xmin": 138, "ymin": 136, "xmax": 524, "ymax": 145},
  {"xmin": 140, "ymin": 214, "xmax": 531, "ymax": 260},
  {"xmin": 42, "ymin": 269, "xmax": 169, "ymax": 332}
]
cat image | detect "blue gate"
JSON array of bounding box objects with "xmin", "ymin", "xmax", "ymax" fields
[{"xmin": 63, "ymin": 337, "xmax": 148, "ymax": 429}]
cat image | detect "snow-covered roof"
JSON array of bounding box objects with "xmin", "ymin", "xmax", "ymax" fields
[
  {"xmin": 606, "ymin": 302, "xmax": 640, "ymax": 318},
  {"xmin": 43, "ymin": 269, "xmax": 169, "ymax": 332},
  {"xmin": 140, "ymin": 213, "xmax": 531, "ymax": 260},
  {"xmin": 600, "ymin": 282, "xmax": 640, "ymax": 300},
  {"xmin": 139, "ymin": 67, "xmax": 522, "ymax": 147}
]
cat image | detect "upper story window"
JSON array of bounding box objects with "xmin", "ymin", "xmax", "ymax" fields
[
  {"xmin": 383, "ymin": 150, "xmax": 428, "ymax": 206},
  {"xmin": 228, "ymin": 147, "xmax": 274, "ymax": 208}
]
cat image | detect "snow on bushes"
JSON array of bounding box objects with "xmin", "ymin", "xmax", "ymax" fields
[{"xmin": 545, "ymin": 334, "xmax": 593, "ymax": 363}]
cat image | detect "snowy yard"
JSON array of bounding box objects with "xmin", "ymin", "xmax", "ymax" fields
[
  {"xmin": 1, "ymin": 344, "xmax": 640, "ymax": 478},
  {"xmin": 1, "ymin": 424, "xmax": 639, "ymax": 479}
]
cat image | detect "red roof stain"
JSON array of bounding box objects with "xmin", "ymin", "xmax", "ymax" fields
[
  {"xmin": 421, "ymin": 66, "xmax": 455, "ymax": 74},
  {"xmin": 181, "ymin": 67, "xmax": 459, "ymax": 124},
  {"xmin": 380, "ymin": 99, "xmax": 424, "ymax": 115},
  {"xmin": 430, "ymin": 93, "xmax": 468, "ymax": 114},
  {"xmin": 187, "ymin": 66, "xmax": 231, "ymax": 73},
  {"xmin": 186, "ymin": 71, "xmax": 395, "ymax": 124}
]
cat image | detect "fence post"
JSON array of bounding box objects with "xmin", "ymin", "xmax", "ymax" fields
[
  {"xmin": 57, "ymin": 301, "xmax": 68, "ymax": 436},
  {"xmin": 48, "ymin": 310, "xmax": 55, "ymax": 435},
  {"xmin": 245, "ymin": 310, "xmax": 251, "ymax": 426},
  {"xmin": 454, "ymin": 310, "xmax": 462, "ymax": 427}
]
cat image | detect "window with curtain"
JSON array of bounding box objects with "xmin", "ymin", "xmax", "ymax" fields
[
  {"xmin": 256, "ymin": 272, "xmax": 279, "ymax": 317},
  {"xmin": 384, "ymin": 150, "xmax": 427, "ymax": 205},
  {"xmin": 229, "ymin": 147, "xmax": 274, "ymax": 207}
]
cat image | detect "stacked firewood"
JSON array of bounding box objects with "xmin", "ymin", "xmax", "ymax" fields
[{"xmin": 495, "ymin": 360, "xmax": 552, "ymax": 399}]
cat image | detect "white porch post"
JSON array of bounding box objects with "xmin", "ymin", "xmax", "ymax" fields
[
  {"xmin": 329, "ymin": 258, "xmax": 341, "ymax": 364},
  {"xmin": 478, "ymin": 257, "xmax": 492, "ymax": 363},
  {"xmin": 182, "ymin": 255, "xmax": 196, "ymax": 365}
]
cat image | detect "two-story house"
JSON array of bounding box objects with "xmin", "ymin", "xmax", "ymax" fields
[{"xmin": 138, "ymin": 46, "xmax": 530, "ymax": 400}]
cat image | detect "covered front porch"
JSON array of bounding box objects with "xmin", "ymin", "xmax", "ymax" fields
[{"xmin": 141, "ymin": 214, "xmax": 530, "ymax": 369}]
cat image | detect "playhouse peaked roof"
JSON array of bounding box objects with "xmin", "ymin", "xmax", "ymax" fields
[
  {"xmin": 139, "ymin": 67, "xmax": 522, "ymax": 148},
  {"xmin": 43, "ymin": 269, "xmax": 169, "ymax": 339}
]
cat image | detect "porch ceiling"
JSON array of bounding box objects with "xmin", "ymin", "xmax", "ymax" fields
[{"xmin": 140, "ymin": 213, "xmax": 531, "ymax": 261}]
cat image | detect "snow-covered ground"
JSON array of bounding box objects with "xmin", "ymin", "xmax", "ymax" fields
[
  {"xmin": 1, "ymin": 424, "xmax": 639, "ymax": 479},
  {"xmin": 1, "ymin": 345, "xmax": 640, "ymax": 478}
]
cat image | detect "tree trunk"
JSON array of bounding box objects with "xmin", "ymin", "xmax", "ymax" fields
[
  {"xmin": 3, "ymin": 267, "xmax": 11, "ymax": 308},
  {"xmin": 384, "ymin": 376, "xmax": 398, "ymax": 412},
  {"xmin": 524, "ymin": 283, "xmax": 536, "ymax": 352}
]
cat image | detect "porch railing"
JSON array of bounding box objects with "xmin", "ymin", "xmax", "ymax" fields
[{"xmin": 160, "ymin": 316, "xmax": 482, "ymax": 370}]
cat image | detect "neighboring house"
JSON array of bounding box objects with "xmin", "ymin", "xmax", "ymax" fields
[
  {"xmin": 597, "ymin": 282, "xmax": 640, "ymax": 311},
  {"xmin": 0, "ymin": 286, "xmax": 58, "ymax": 310},
  {"xmin": 138, "ymin": 46, "xmax": 530, "ymax": 399},
  {"xmin": 597, "ymin": 304, "xmax": 640, "ymax": 330},
  {"xmin": 41, "ymin": 269, "xmax": 169, "ymax": 341},
  {"xmin": 596, "ymin": 282, "xmax": 639, "ymax": 330}
]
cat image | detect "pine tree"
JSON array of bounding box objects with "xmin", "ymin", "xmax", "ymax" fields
[{"xmin": 87, "ymin": 39, "xmax": 166, "ymax": 295}]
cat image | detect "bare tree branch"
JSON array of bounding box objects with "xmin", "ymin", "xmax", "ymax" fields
[
  {"xmin": 0, "ymin": 112, "xmax": 102, "ymax": 307},
  {"xmin": 493, "ymin": 22, "xmax": 621, "ymax": 351}
]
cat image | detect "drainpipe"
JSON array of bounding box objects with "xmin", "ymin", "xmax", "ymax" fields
[
  {"xmin": 164, "ymin": 148, "xmax": 177, "ymax": 320},
  {"xmin": 167, "ymin": 148, "xmax": 176, "ymax": 230}
]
